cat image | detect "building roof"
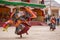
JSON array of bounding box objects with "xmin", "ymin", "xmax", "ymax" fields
[{"xmin": 44, "ymin": 0, "xmax": 60, "ymax": 7}]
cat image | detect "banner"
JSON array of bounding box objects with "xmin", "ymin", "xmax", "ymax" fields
[{"xmin": 0, "ymin": 0, "xmax": 46, "ymax": 8}]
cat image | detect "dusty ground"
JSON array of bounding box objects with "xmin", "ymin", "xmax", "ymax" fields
[{"xmin": 0, "ymin": 26, "xmax": 60, "ymax": 40}]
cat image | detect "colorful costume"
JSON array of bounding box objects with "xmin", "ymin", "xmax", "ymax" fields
[
  {"xmin": 2, "ymin": 7, "xmax": 36, "ymax": 37},
  {"xmin": 15, "ymin": 7, "xmax": 36, "ymax": 37},
  {"xmin": 2, "ymin": 8, "xmax": 19, "ymax": 31},
  {"xmin": 49, "ymin": 16, "xmax": 56, "ymax": 31}
]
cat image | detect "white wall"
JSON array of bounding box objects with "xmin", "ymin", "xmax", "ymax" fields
[{"xmin": 30, "ymin": 0, "xmax": 40, "ymax": 4}]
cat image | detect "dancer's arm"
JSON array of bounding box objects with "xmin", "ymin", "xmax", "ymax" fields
[{"xmin": 25, "ymin": 7, "xmax": 37, "ymax": 18}]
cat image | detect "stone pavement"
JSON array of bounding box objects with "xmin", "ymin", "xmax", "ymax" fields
[{"xmin": 0, "ymin": 26, "xmax": 60, "ymax": 40}]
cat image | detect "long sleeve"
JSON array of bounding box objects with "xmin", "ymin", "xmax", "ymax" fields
[{"xmin": 25, "ymin": 7, "xmax": 37, "ymax": 18}]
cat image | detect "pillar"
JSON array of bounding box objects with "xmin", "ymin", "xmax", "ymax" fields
[
  {"xmin": 59, "ymin": 8, "xmax": 60, "ymax": 16},
  {"xmin": 48, "ymin": 7, "xmax": 51, "ymax": 15},
  {"xmin": 41, "ymin": 0, "xmax": 44, "ymax": 4}
]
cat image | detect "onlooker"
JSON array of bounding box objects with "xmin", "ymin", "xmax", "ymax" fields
[
  {"xmin": 59, "ymin": 16, "xmax": 60, "ymax": 25},
  {"xmin": 56, "ymin": 16, "xmax": 59, "ymax": 25},
  {"xmin": 49, "ymin": 15, "xmax": 56, "ymax": 31}
]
